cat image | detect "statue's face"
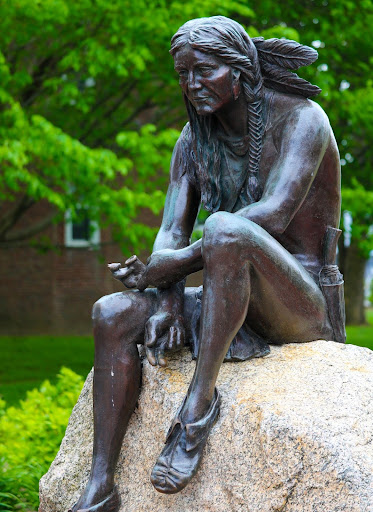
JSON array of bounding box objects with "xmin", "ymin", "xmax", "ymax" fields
[{"xmin": 174, "ymin": 45, "xmax": 236, "ymax": 116}]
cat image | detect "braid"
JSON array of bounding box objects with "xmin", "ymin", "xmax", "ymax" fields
[
  {"xmin": 241, "ymin": 54, "xmax": 264, "ymax": 202},
  {"xmin": 170, "ymin": 16, "xmax": 266, "ymax": 210}
]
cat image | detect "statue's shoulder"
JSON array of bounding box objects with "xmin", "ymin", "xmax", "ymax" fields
[
  {"xmin": 178, "ymin": 122, "xmax": 192, "ymax": 145},
  {"xmin": 170, "ymin": 122, "xmax": 196, "ymax": 182},
  {"xmin": 172, "ymin": 122, "xmax": 193, "ymax": 158},
  {"xmin": 269, "ymin": 90, "xmax": 330, "ymax": 135},
  {"xmin": 171, "ymin": 122, "xmax": 192, "ymax": 157}
]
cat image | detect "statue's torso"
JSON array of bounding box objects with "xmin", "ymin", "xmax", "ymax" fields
[
  {"xmin": 259, "ymin": 90, "xmax": 341, "ymax": 273},
  {"xmin": 208, "ymin": 89, "xmax": 341, "ymax": 275}
]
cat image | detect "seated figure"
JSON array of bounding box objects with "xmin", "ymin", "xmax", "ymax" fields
[{"xmin": 69, "ymin": 16, "xmax": 345, "ymax": 512}]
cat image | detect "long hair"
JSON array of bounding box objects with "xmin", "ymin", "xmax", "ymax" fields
[{"xmin": 170, "ymin": 16, "xmax": 320, "ymax": 212}]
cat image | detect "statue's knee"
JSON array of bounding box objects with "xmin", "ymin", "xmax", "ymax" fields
[
  {"xmin": 92, "ymin": 298, "xmax": 103, "ymax": 323},
  {"xmin": 92, "ymin": 295, "xmax": 110, "ymax": 326},
  {"xmin": 202, "ymin": 212, "xmax": 240, "ymax": 258},
  {"xmin": 92, "ymin": 292, "xmax": 136, "ymax": 330}
]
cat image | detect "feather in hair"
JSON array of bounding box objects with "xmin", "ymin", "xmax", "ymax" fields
[
  {"xmin": 260, "ymin": 61, "xmax": 321, "ymax": 98},
  {"xmin": 252, "ymin": 37, "xmax": 318, "ymax": 70}
]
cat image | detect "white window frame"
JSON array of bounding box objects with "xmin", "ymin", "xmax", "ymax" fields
[{"xmin": 64, "ymin": 210, "xmax": 100, "ymax": 248}]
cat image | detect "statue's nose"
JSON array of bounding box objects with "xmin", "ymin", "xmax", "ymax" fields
[{"xmin": 188, "ymin": 71, "xmax": 202, "ymax": 91}]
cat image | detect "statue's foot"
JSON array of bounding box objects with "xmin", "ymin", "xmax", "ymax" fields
[
  {"xmin": 150, "ymin": 389, "xmax": 221, "ymax": 494},
  {"xmin": 68, "ymin": 485, "xmax": 120, "ymax": 512}
]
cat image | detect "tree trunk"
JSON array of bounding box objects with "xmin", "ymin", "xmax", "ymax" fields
[{"xmin": 341, "ymin": 241, "xmax": 367, "ymax": 325}]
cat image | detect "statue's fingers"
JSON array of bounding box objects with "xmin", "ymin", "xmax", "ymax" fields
[
  {"xmin": 133, "ymin": 259, "xmax": 146, "ymax": 272},
  {"xmin": 108, "ymin": 263, "xmax": 121, "ymax": 273},
  {"xmin": 122, "ymin": 275, "xmax": 138, "ymax": 288},
  {"xmin": 167, "ymin": 326, "xmax": 177, "ymax": 350},
  {"xmin": 157, "ymin": 346, "xmax": 167, "ymax": 367},
  {"xmin": 144, "ymin": 318, "xmax": 162, "ymax": 348},
  {"xmin": 145, "ymin": 345, "xmax": 157, "ymax": 366},
  {"xmin": 144, "ymin": 319, "xmax": 159, "ymax": 365},
  {"xmin": 112, "ymin": 267, "xmax": 133, "ymax": 280},
  {"xmin": 144, "ymin": 320, "xmax": 155, "ymax": 348},
  {"xmin": 175, "ymin": 326, "xmax": 185, "ymax": 349},
  {"xmin": 145, "ymin": 314, "xmax": 169, "ymax": 348},
  {"xmin": 111, "ymin": 267, "xmax": 129, "ymax": 278},
  {"xmin": 125, "ymin": 255, "xmax": 137, "ymax": 266}
]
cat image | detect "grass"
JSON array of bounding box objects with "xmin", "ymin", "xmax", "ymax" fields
[
  {"xmin": 346, "ymin": 308, "xmax": 373, "ymax": 351},
  {"xmin": 0, "ymin": 335, "xmax": 94, "ymax": 406},
  {"xmin": 0, "ymin": 309, "xmax": 372, "ymax": 406}
]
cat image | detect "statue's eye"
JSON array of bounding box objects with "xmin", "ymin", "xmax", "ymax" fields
[
  {"xmin": 199, "ymin": 66, "xmax": 213, "ymax": 76},
  {"xmin": 177, "ymin": 70, "xmax": 188, "ymax": 80}
]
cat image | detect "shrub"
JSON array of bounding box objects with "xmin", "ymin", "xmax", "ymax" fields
[{"xmin": 0, "ymin": 368, "xmax": 84, "ymax": 511}]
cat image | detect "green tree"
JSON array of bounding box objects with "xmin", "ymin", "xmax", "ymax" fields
[
  {"xmin": 242, "ymin": 0, "xmax": 373, "ymax": 324},
  {"xmin": 0, "ymin": 367, "xmax": 84, "ymax": 510},
  {"xmin": 0, "ymin": 0, "xmax": 254, "ymax": 254},
  {"xmin": 1, "ymin": 0, "xmax": 372, "ymax": 322}
]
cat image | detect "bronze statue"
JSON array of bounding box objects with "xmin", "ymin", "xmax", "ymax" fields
[{"xmin": 69, "ymin": 16, "xmax": 345, "ymax": 512}]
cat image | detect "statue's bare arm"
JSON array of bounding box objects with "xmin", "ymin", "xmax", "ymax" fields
[
  {"xmin": 112, "ymin": 102, "xmax": 329, "ymax": 293},
  {"xmin": 142, "ymin": 103, "xmax": 330, "ymax": 289},
  {"xmin": 110, "ymin": 140, "xmax": 200, "ymax": 365},
  {"xmin": 149, "ymin": 140, "xmax": 201, "ymax": 284}
]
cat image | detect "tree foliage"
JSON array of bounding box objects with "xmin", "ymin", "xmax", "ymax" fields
[
  {"xmin": 0, "ymin": 0, "xmax": 255, "ymax": 253},
  {"xmin": 0, "ymin": 367, "xmax": 84, "ymax": 511},
  {"xmin": 1, "ymin": 0, "xmax": 372, "ymax": 319}
]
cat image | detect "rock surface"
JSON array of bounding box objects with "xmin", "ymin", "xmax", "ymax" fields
[{"xmin": 39, "ymin": 341, "xmax": 373, "ymax": 512}]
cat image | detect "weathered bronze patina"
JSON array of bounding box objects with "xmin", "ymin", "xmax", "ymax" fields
[{"xmin": 69, "ymin": 16, "xmax": 345, "ymax": 512}]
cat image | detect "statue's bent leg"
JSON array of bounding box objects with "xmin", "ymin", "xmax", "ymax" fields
[
  {"xmin": 71, "ymin": 289, "xmax": 158, "ymax": 511},
  {"xmin": 152, "ymin": 211, "xmax": 329, "ymax": 494},
  {"xmin": 184, "ymin": 211, "xmax": 328, "ymax": 421}
]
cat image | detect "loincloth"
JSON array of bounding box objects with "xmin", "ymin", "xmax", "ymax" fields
[{"xmin": 189, "ymin": 286, "xmax": 271, "ymax": 362}]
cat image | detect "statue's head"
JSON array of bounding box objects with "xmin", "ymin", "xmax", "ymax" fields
[
  {"xmin": 170, "ymin": 17, "xmax": 264, "ymax": 211},
  {"xmin": 170, "ymin": 16, "xmax": 262, "ymax": 117},
  {"xmin": 170, "ymin": 16, "xmax": 321, "ymax": 213}
]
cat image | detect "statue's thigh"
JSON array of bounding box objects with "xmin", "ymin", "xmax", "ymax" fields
[
  {"xmin": 246, "ymin": 244, "xmax": 328, "ymax": 342},
  {"xmin": 219, "ymin": 216, "xmax": 330, "ymax": 341},
  {"xmin": 93, "ymin": 288, "xmax": 200, "ymax": 347}
]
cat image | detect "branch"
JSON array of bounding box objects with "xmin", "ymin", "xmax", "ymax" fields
[
  {"xmin": 2, "ymin": 210, "xmax": 57, "ymax": 242},
  {"xmin": 79, "ymin": 80, "xmax": 137, "ymax": 143},
  {"xmin": 0, "ymin": 195, "xmax": 35, "ymax": 239},
  {"xmin": 91, "ymin": 99, "xmax": 154, "ymax": 147},
  {"xmin": 79, "ymin": 87, "xmax": 116, "ymax": 125},
  {"xmin": 122, "ymin": 99, "xmax": 154, "ymax": 126},
  {"xmin": 20, "ymin": 54, "xmax": 61, "ymax": 108}
]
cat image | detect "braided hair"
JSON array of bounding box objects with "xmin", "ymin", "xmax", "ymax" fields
[
  {"xmin": 171, "ymin": 16, "xmax": 264, "ymax": 211},
  {"xmin": 170, "ymin": 16, "xmax": 320, "ymax": 212}
]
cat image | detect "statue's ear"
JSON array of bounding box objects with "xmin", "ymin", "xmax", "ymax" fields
[{"xmin": 232, "ymin": 69, "xmax": 241, "ymax": 100}]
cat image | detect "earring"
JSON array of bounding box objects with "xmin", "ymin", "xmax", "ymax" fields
[
  {"xmin": 233, "ymin": 82, "xmax": 240, "ymax": 100},
  {"xmin": 232, "ymin": 69, "xmax": 241, "ymax": 100}
]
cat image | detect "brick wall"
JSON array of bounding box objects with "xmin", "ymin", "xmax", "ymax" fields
[{"xmin": 0, "ymin": 203, "xmax": 202, "ymax": 335}]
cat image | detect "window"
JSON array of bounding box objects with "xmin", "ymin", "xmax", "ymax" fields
[{"xmin": 64, "ymin": 210, "xmax": 100, "ymax": 248}]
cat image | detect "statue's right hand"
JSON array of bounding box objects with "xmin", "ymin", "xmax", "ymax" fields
[
  {"xmin": 144, "ymin": 310, "xmax": 185, "ymax": 367},
  {"xmin": 108, "ymin": 256, "xmax": 147, "ymax": 290}
]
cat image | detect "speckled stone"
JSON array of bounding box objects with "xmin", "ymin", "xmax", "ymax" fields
[{"xmin": 39, "ymin": 341, "xmax": 373, "ymax": 512}]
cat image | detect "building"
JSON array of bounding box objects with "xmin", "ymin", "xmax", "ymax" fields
[{"xmin": 0, "ymin": 201, "xmax": 202, "ymax": 335}]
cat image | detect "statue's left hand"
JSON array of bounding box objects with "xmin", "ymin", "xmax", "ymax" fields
[
  {"xmin": 108, "ymin": 256, "xmax": 148, "ymax": 291},
  {"xmin": 144, "ymin": 310, "xmax": 185, "ymax": 367}
]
